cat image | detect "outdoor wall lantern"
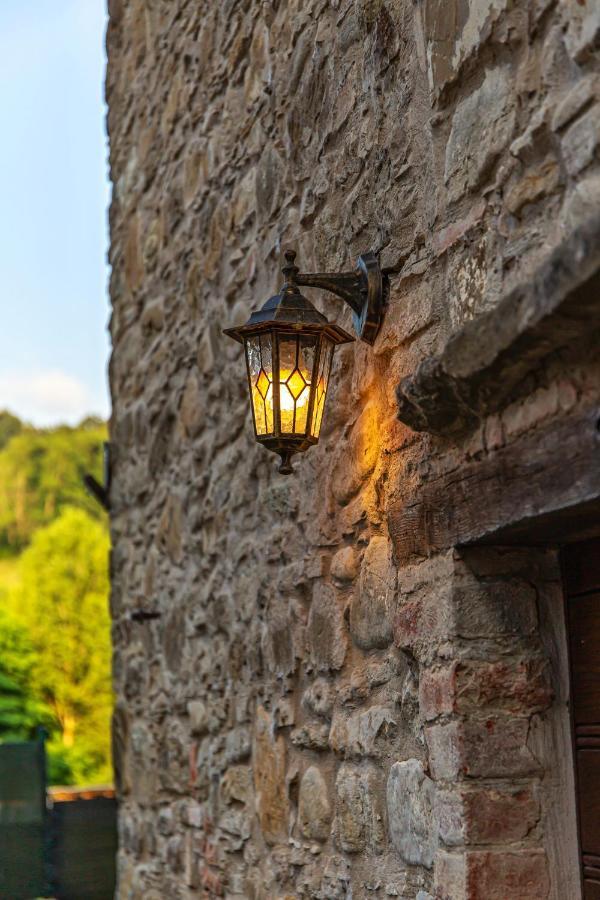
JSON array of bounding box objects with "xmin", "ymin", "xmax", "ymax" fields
[{"xmin": 224, "ymin": 249, "xmax": 389, "ymax": 474}]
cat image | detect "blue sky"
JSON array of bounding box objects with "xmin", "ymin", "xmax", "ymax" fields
[{"xmin": 0, "ymin": 0, "xmax": 110, "ymax": 426}]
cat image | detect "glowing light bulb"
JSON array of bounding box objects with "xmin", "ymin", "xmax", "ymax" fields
[{"xmin": 278, "ymin": 368, "xmax": 310, "ymax": 433}]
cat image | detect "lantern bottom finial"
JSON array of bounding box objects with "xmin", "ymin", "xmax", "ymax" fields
[{"xmin": 277, "ymin": 450, "xmax": 294, "ymax": 475}]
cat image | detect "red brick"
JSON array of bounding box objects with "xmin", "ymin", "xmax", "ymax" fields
[
  {"xmin": 454, "ymin": 658, "xmax": 553, "ymax": 715},
  {"xmin": 466, "ymin": 850, "xmax": 549, "ymax": 899},
  {"xmin": 426, "ymin": 718, "xmax": 540, "ymax": 780},
  {"xmin": 461, "ymin": 717, "xmax": 540, "ymax": 778},
  {"xmin": 420, "ymin": 658, "xmax": 552, "ymax": 721},
  {"xmin": 419, "ymin": 665, "xmax": 458, "ymax": 721},
  {"xmin": 436, "ymin": 785, "xmax": 540, "ymax": 845},
  {"xmin": 393, "ymin": 593, "xmax": 452, "ymax": 656},
  {"xmin": 435, "ymin": 849, "xmax": 550, "ymax": 900}
]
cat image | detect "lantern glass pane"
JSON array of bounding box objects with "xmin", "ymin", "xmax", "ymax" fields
[
  {"xmin": 246, "ymin": 334, "xmax": 274, "ymax": 436},
  {"xmin": 278, "ymin": 334, "xmax": 315, "ymax": 434},
  {"xmin": 311, "ymin": 337, "xmax": 333, "ymax": 438},
  {"xmin": 259, "ymin": 334, "xmax": 274, "ymax": 434}
]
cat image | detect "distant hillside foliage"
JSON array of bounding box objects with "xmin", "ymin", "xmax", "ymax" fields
[
  {"xmin": 0, "ymin": 412, "xmax": 112, "ymax": 785},
  {"xmin": 0, "ymin": 416, "xmax": 106, "ymax": 553}
]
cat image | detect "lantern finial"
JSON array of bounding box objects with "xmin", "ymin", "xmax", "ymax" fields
[
  {"xmin": 277, "ymin": 450, "xmax": 294, "ymax": 475},
  {"xmin": 282, "ymin": 248, "xmax": 299, "ymax": 286}
]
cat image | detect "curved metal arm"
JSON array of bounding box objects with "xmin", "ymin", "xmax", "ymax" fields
[
  {"xmin": 295, "ymin": 270, "xmax": 364, "ymax": 316},
  {"xmin": 283, "ymin": 250, "xmax": 388, "ymax": 345}
]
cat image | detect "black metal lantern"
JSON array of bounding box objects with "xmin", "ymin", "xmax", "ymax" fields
[{"xmin": 224, "ymin": 249, "xmax": 388, "ymax": 474}]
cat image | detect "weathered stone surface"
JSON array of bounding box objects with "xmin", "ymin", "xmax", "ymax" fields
[
  {"xmin": 427, "ymin": 0, "xmax": 512, "ymax": 90},
  {"xmin": 561, "ymin": 105, "xmax": 600, "ymax": 176},
  {"xmin": 107, "ymin": 0, "xmax": 599, "ymax": 894},
  {"xmin": 552, "ymin": 75, "xmax": 599, "ymax": 132},
  {"xmin": 298, "ymin": 766, "xmax": 332, "ymax": 842},
  {"xmin": 387, "ymin": 760, "xmax": 437, "ymax": 868},
  {"xmin": 253, "ymin": 707, "xmax": 288, "ymax": 845},
  {"xmin": 179, "ymin": 372, "xmax": 204, "ymax": 438},
  {"xmin": 329, "ymin": 704, "xmax": 398, "ymax": 759},
  {"xmin": 396, "ymin": 214, "xmax": 600, "ymax": 435},
  {"xmin": 302, "ymin": 678, "xmax": 335, "ymax": 720},
  {"xmin": 349, "ymin": 536, "xmax": 396, "ymax": 650},
  {"xmin": 307, "ymin": 583, "xmax": 347, "ymax": 672},
  {"xmin": 419, "ymin": 658, "xmax": 552, "ymax": 720},
  {"xmin": 445, "ymin": 66, "xmax": 515, "ymax": 201},
  {"xmin": 426, "ymin": 718, "xmax": 540, "ymax": 781},
  {"xmin": 504, "ymin": 158, "xmax": 560, "ymax": 216},
  {"xmin": 330, "ymin": 546, "xmax": 360, "ymax": 585},
  {"xmin": 334, "ymin": 764, "xmax": 386, "ymax": 854},
  {"xmin": 156, "ymin": 494, "xmax": 184, "ymax": 564},
  {"xmin": 436, "ymin": 784, "xmax": 540, "ymax": 846}
]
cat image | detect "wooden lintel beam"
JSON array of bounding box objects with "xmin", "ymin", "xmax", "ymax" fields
[{"xmin": 388, "ymin": 405, "xmax": 600, "ymax": 562}]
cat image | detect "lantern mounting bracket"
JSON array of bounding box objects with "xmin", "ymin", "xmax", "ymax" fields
[{"xmin": 282, "ymin": 249, "xmax": 389, "ymax": 346}]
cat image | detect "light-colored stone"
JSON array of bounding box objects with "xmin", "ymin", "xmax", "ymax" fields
[
  {"xmin": 253, "ymin": 707, "xmax": 289, "ymax": 845},
  {"xmin": 561, "ymin": 104, "xmax": 600, "ymax": 176},
  {"xmin": 350, "ymin": 535, "xmax": 397, "ymax": 650},
  {"xmin": 445, "ymin": 66, "xmax": 516, "ymax": 200},
  {"xmin": 298, "ymin": 766, "xmax": 332, "ymax": 841},
  {"xmin": 329, "ymin": 704, "xmax": 398, "ymax": 758},
  {"xmin": 307, "ymin": 583, "xmax": 347, "ymax": 672},
  {"xmin": 330, "ymin": 546, "xmax": 360, "ymax": 585},
  {"xmin": 387, "ymin": 760, "xmax": 437, "ymax": 868},
  {"xmin": 334, "ymin": 764, "xmax": 386, "ymax": 854}
]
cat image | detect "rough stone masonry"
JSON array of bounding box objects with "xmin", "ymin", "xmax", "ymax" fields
[{"xmin": 106, "ymin": 1, "xmax": 600, "ymax": 898}]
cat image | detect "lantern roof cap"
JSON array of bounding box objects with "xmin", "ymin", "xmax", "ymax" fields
[{"xmin": 223, "ymin": 283, "xmax": 354, "ymax": 345}]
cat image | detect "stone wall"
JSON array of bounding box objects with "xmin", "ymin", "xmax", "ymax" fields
[{"xmin": 106, "ymin": 1, "xmax": 600, "ymax": 897}]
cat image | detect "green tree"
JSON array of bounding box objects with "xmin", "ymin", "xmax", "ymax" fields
[
  {"xmin": 0, "ymin": 608, "xmax": 55, "ymax": 741},
  {"xmin": 0, "ymin": 421, "xmax": 107, "ymax": 553},
  {"xmin": 10, "ymin": 508, "xmax": 113, "ymax": 783},
  {"xmin": 0, "ymin": 410, "xmax": 23, "ymax": 451}
]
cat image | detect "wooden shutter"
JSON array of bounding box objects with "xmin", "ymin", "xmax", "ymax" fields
[{"xmin": 563, "ymin": 537, "xmax": 600, "ymax": 900}]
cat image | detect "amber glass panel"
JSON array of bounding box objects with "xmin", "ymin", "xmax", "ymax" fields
[
  {"xmin": 311, "ymin": 337, "xmax": 333, "ymax": 438},
  {"xmin": 245, "ymin": 333, "xmax": 274, "ymax": 436},
  {"xmin": 278, "ymin": 335, "xmax": 315, "ymax": 434}
]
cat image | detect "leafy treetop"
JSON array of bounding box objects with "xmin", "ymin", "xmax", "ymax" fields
[{"xmin": 0, "ymin": 420, "xmax": 107, "ymax": 553}]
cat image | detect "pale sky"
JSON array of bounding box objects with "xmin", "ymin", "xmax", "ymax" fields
[{"xmin": 0, "ymin": 0, "xmax": 110, "ymax": 427}]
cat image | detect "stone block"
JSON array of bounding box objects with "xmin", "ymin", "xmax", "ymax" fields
[
  {"xmin": 350, "ymin": 535, "xmax": 397, "ymax": 650},
  {"xmin": 334, "ymin": 764, "xmax": 386, "ymax": 854},
  {"xmin": 253, "ymin": 707, "xmax": 289, "ymax": 845},
  {"xmin": 453, "ymin": 578, "xmax": 538, "ymax": 638},
  {"xmin": 179, "ymin": 372, "xmax": 204, "ymax": 438},
  {"xmin": 445, "ymin": 66, "xmax": 516, "ymax": 201},
  {"xmin": 551, "ymin": 75, "xmax": 599, "ymax": 132},
  {"xmin": 419, "ymin": 665, "xmax": 457, "ymax": 721},
  {"xmin": 298, "ymin": 766, "xmax": 332, "ymax": 842},
  {"xmin": 504, "ymin": 159, "xmax": 560, "ymax": 216},
  {"xmin": 426, "ymin": 717, "xmax": 540, "ymax": 781},
  {"xmin": 387, "ymin": 759, "xmax": 437, "ymax": 868},
  {"xmin": 330, "ymin": 546, "xmax": 360, "ymax": 585},
  {"xmin": 157, "ymin": 494, "xmax": 184, "ymax": 565},
  {"xmin": 222, "ymin": 766, "xmax": 253, "ymax": 806},
  {"xmin": 329, "ymin": 704, "xmax": 397, "ymax": 758},
  {"xmin": 422, "ymin": 0, "xmax": 510, "ymax": 92},
  {"xmin": 302, "ymin": 678, "xmax": 335, "ymax": 719},
  {"xmin": 468, "ymin": 849, "xmax": 549, "ymax": 899},
  {"xmin": 307, "ymin": 583, "xmax": 347, "ymax": 672},
  {"xmin": 393, "ymin": 590, "xmax": 453, "ymax": 662},
  {"xmin": 436, "ymin": 784, "xmax": 540, "ymax": 846},
  {"xmin": 454, "ymin": 659, "xmax": 552, "ymax": 715},
  {"xmin": 434, "ymin": 850, "xmax": 466, "ymax": 900},
  {"xmin": 562, "ymin": 104, "xmax": 600, "ymax": 175},
  {"xmin": 420, "ymin": 659, "xmax": 552, "ymax": 720},
  {"xmin": 290, "ymin": 722, "xmax": 330, "ymax": 750}
]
